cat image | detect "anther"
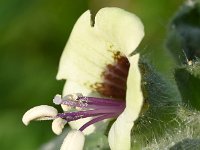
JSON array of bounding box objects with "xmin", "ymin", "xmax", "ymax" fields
[{"xmin": 63, "ymin": 93, "xmax": 83, "ymax": 101}]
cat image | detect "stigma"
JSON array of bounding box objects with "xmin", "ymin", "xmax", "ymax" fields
[{"xmin": 53, "ymin": 93, "xmax": 125, "ymax": 132}]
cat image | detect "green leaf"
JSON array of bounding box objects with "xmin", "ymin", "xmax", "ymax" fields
[{"xmin": 166, "ymin": 0, "xmax": 200, "ymax": 64}]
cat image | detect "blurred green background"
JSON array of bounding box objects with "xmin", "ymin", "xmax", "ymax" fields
[{"xmin": 0, "ymin": 0, "xmax": 183, "ymax": 149}]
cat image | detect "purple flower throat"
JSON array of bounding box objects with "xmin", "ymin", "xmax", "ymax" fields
[{"xmin": 53, "ymin": 93, "xmax": 125, "ymax": 131}]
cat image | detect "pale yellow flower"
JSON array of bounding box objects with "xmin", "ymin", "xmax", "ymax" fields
[
  {"xmin": 57, "ymin": 7, "xmax": 144, "ymax": 150},
  {"xmin": 22, "ymin": 7, "xmax": 144, "ymax": 150}
]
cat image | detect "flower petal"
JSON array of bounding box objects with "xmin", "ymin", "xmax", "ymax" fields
[
  {"xmin": 108, "ymin": 54, "xmax": 143, "ymax": 150},
  {"xmin": 62, "ymin": 80, "xmax": 93, "ymax": 98},
  {"xmin": 126, "ymin": 54, "xmax": 143, "ymax": 120},
  {"xmin": 108, "ymin": 113, "xmax": 134, "ymax": 150},
  {"xmin": 56, "ymin": 7, "xmax": 144, "ymax": 87},
  {"xmin": 95, "ymin": 8, "xmax": 144, "ymax": 56},
  {"xmin": 22, "ymin": 105, "xmax": 58, "ymax": 126},
  {"xmin": 52, "ymin": 118, "xmax": 67, "ymax": 135},
  {"xmin": 57, "ymin": 9, "xmax": 112, "ymax": 84},
  {"xmin": 60, "ymin": 130, "xmax": 85, "ymax": 150}
]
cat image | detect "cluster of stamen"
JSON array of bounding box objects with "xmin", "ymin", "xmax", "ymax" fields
[{"xmin": 53, "ymin": 93, "xmax": 125, "ymax": 131}]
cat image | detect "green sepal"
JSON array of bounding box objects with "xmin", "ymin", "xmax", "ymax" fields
[
  {"xmin": 169, "ymin": 138, "xmax": 200, "ymax": 150},
  {"xmin": 175, "ymin": 61, "xmax": 200, "ymax": 110},
  {"xmin": 131, "ymin": 59, "xmax": 182, "ymax": 148},
  {"xmin": 139, "ymin": 59, "xmax": 182, "ymax": 107},
  {"xmin": 84, "ymin": 132, "xmax": 110, "ymax": 150},
  {"xmin": 132, "ymin": 104, "xmax": 200, "ymax": 149}
]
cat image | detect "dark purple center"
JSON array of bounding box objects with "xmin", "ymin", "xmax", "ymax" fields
[{"xmin": 91, "ymin": 51, "xmax": 130, "ymax": 100}]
